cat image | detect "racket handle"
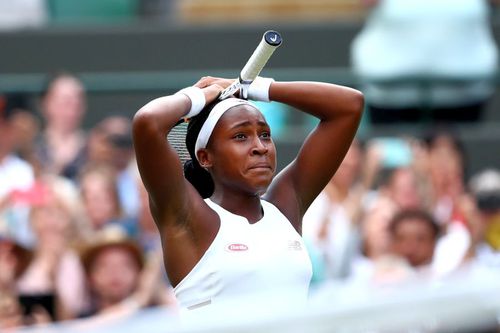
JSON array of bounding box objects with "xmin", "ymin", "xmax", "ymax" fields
[
  {"xmin": 218, "ymin": 30, "xmax": 282, "ymax": 101},
  {"xmin": 240, "ymin": 30, "xmax": 282, "ymax": 83}
]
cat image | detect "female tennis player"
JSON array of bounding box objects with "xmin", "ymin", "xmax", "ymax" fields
[{"xmin": 132, "ymin": 76, "xmax": 363, "ymax": 311}]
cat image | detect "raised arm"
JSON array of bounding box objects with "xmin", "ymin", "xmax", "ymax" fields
[
  {"xmin": 134, "ymin": 80, "xmax": 237, "ymax": 286},
  {"xmin": 132, "ymin": 83, "xmax": 221, "ymax": 227},
  {"xmin": 265, "ymin": 81, "xmax": 364, "ymax": 230}
]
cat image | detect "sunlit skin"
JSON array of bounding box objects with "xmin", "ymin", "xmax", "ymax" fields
[{"xmin": 133, "ymin": 77, "xmax": 364, "ymax": 286}]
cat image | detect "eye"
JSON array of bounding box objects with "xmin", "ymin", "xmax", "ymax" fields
[
  {"xmin": 233, "ymin": 133, "xmax": 247, "ymax": 140},
  {"xmin": 260, "ymin": 131, "xmax": 271, "ymax": 139}
]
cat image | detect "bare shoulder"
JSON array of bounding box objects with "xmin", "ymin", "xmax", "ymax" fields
[{"xmin": 263, "ymin": 167, "xmax": 303, "ymax": 233}]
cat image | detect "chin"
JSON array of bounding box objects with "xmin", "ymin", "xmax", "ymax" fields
[{"xmin": 255, "ymin": 180, "xmax": 272, "ymax": 195}]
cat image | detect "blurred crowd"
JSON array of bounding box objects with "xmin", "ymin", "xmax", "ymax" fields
[
  {"xmin": 1, "ymin": 72, "xmax": 499, "ymax": 331},
  {"xmin": 303, "ymin": 135, "xmax": 500, "ymax": 288},
  {"xmin": 0, "ymin": 73, "xmax": 177, "ymax": 330},
  {"xmin": 1, "ymin": 0, "xmax": 500, "ymax": 331}
]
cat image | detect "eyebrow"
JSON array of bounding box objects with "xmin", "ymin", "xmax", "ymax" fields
[{"xmin": 229, "ymin": 120, "xmax": 269, "ymax": 130}]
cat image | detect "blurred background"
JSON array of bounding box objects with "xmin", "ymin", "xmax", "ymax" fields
[{"xmin": 1, "ymin": 0, "xmax": 500, "ymax": 332}]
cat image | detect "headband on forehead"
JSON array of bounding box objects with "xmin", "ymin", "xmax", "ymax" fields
[{"xmin": 194, "ymin": 98, "xmax": 258, "ymax": 161}]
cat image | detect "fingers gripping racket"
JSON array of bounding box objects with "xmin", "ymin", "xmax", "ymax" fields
[
  {"xmin": 218, "ymin": 30, "xmax": 282, "ymax": 100},
  {"xmin": 168, "ymin": 31, "xmax": 283, "ymax": 167}
]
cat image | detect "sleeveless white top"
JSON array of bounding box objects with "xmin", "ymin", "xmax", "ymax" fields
[{"xmin": 174, "ymin": 199, "xmax": 312, "ymax": 311}]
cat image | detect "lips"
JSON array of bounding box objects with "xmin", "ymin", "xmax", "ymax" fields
[{"xmin": 249, "ymin": 162, "xmax": 272, "ymax": 170}]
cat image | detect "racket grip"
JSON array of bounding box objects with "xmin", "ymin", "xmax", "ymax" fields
[{"xmin": 240, "ymin": 30, "xmax": 282, "ymax": 83}]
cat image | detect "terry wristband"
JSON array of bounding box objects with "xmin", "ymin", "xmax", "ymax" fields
[
  {"xmin": 176, "ymin": 86, "xmax": 206, "ymax": 119},
  {"xmin": 247, "ymin": 77, "xmax": 274, "ymax": 102}
]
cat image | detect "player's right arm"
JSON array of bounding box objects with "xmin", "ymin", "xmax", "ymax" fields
[
  {"xmin": 133, "ymin": 93, "xmax": 197, "ymax": 227},
  {"xmin": 132, "ymin": 82, "xmax": 228, "ymax": 226},
  {"xmin": 133, "ymin": 84, "xmax": 225, "ymax": 286}
]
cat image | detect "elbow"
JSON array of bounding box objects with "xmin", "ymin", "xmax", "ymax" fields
[
  {"xmin": 132, "ymin": 108, "xmax": 150, "ymax": 131},
  {"xmin": 132, "ymin": 107, "xmax": 158, "ymax": 138},
  {"xmin": 349, "ymin": 89, "xmax": 365, "ymax": 118}
]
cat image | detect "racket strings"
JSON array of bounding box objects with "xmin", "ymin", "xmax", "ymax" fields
[{"xmin": 167, "ymin": 122, "xmax": 191, "ymax": 166}]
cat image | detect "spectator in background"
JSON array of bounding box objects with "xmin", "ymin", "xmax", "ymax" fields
[
  {"xmin": 10, "ymin": 109, "xmax": 42, "ymax": 167},
  {"xmin": 348, "ymin": 196, "xmax": 408, "ymax": 285},
  {"xmin": 380, "ymin": 167, "xmax": 424, "ymax": 210},
  {"xmin": 303, "ymin": 140, "xmax": 367, "ymax": 280},
  {"xmin": 362, "ymin": 136, "xmax": 414, "ymax": 193},
  {"xmin": 422, "ymin": 130, "xmax": 480, "ymax": 277},
  {"xmin": 0, "ymin": 95, "xmax": 37, "ymax": 248},
  {"xmin": 0, "ymin": 92, "xmax": 41, "ymax": 167},
  {"xmin": 135, "ymin": 178, "xmax": 162, "ymax": 254},
  {"xmin": 16, "ymin": 176, "xmax": 88, "ymax": 321},
  {"xmin": 79, "ymin": 163, "xmax": 137, "ymax": 236},
  {"xmin": 89, "ymin": 116, "xmax": 140, "ymax": 219},
  {"xmin": 36, "ymin": 73, "xmax": 87, "ymax": 181},
  {"xmin": 0, "ymin": 233, "xmax": 33, "ymax": 329},
  {"xmin": 424, "ymin": 130, "xmax": 468, "ymax": 223},
  {"xmin": 0, "ymin": 95, "xmax": 35, "ymax": 206},
  {"xmin": 351, "ymin": 0, "xmax": 498, "ymax": 123},
  {"xmin": 389, "ymin": 209, "xmax": 440, "ymax": 270},
  {"xmin": 79, "ymin": 225, "xmax": 176, "ymax": 318},
  {"xmin": 468, "ymin": 169, "xmax": 500, "ymax": 269}
]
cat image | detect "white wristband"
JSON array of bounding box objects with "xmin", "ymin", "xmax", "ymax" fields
[
  {"xmin": 175, "ymin": 86, "xmax": 206, "ymax": 119},
  {"xmin": 247, "ymin": 77, "xmax": 274, "ymax": 102}
]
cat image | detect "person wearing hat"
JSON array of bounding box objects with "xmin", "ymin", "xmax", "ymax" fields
[{"xmin": 79, "ymin": 225, "xmax": 175, "ymax": 318}]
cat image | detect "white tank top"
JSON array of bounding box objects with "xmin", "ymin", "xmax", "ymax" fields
[{"xmin": 174, "ymin": 198, "xmax": 312, "ymax": 311}]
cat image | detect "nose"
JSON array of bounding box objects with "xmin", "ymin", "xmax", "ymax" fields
[{"xmin": 251, "ymin": 137, "xmax": 268, "ymax": 155}]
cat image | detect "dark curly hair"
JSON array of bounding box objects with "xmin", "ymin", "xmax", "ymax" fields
[{"xmin": 183, "ymin": 100, "xmax": 220, "ymax": 198}]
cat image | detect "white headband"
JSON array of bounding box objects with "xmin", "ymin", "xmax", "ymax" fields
[{"xmin": 194, "ymin": 98, "xmax": 258, "ymax": 161}]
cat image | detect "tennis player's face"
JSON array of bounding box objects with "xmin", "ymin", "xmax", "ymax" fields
[{"xmin": 207, "ymin": 106, "xmax": 276, "ymax": 195}]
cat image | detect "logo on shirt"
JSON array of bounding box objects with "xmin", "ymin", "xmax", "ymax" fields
[
  {"xmin": 227, "ymin": 243, "xmax": 249, "ymax": 252},
  {"xmin": 288, "ymin": 240, "xmax": 303, "ymax": 251}
]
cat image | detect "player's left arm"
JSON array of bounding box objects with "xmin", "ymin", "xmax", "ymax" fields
[{"xmin": 264, "ymin": 81, "xmax": 364, "ymax": 231}]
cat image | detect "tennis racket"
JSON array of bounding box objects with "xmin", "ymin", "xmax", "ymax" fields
[
  {"xmin": 168, "ymin": 30, "xmax": 283, "ymax": 167},
  {"xmin": 219, "ymin": 30, "xmax": 282, "ymax": 100}
]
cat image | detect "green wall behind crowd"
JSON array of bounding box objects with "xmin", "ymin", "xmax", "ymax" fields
[{"xmin": 1, "ymin": 22, "xmax": 499, "ymax": 175}]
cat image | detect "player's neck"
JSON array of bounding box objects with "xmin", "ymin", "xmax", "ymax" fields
[{"xmin": 210, "ymin": 190, "xmax": 263, "ymax": 224}]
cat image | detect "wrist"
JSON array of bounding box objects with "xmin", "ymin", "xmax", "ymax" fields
[
  {"xmin": 175, "ymin": 86, "xmax": 206, "ymax": 118},
  {"xmin": 248, "ymin": 77, "xmax": 274, "ymax": 102}
]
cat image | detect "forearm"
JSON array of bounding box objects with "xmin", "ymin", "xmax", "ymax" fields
[
  {"xmin": 268, "ymin": 81, "xmax": 364, "ymax": 121},
  {"xmin": 265, "ymin": 81, "xmax": 364, "ymax": 215},
  {"xmin": 134, "ymin": 82, "xmax": 224, "ymax": 134},
  {"xmin": 134, "ymin": 95, "xmax": 191, "ymax": 134}
]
